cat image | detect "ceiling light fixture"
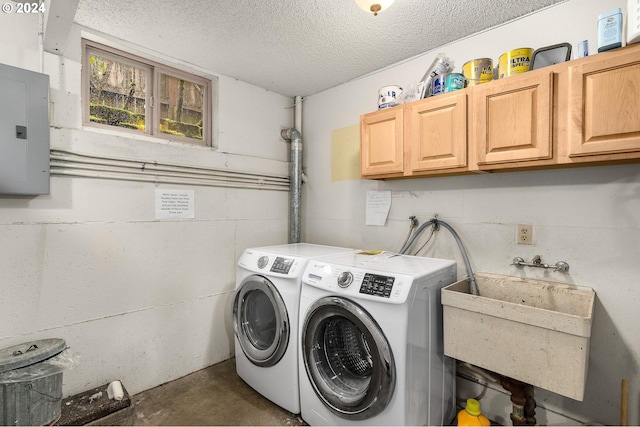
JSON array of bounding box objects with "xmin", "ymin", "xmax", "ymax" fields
[{"xmin": 355, "ymin": 0, "xmax": 395, "ymax": 16}]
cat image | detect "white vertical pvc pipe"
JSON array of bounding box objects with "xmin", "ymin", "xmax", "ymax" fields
[{"xmin": 295, "ymin": 96, "xmax": 302, "ymax": 135}]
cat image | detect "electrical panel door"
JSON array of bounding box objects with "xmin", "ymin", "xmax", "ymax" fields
[{"xmin": 0, "ymin": 63, "xmax": 50, "ymax": 195}]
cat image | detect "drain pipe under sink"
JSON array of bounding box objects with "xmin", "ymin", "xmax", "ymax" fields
[
  {"xmin": 281, "ymin": 96, "xmax": 303, "ymax": 243},
  {"xmin": 459, "ymin": 362, "xmax": 538, "ymax": 426},
  {"xmin": 501, "ymin": 377, "xmax": 537, "ymax": 426}
]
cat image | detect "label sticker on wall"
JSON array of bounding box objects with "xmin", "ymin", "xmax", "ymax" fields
[
  {"xmin": 366, "ymin": 190, "xmax": 391, "ymax": 226},
  {"xmin": 155, "ymin": 189, "xmax": 195, "ymax": 219}
]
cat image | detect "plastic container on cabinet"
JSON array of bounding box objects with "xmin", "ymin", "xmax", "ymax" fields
[{"xmin": 598, "ymin": 8, "xmax": 623, "ymax": 52}]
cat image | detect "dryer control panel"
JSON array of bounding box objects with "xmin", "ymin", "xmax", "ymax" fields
[
  {"xmin": 270, "ymin": 257, "xmax": 295, "ymax": 274},
  {"xmin": 238, "ymin": 250, "xmax": 303, "ymax": 278}
]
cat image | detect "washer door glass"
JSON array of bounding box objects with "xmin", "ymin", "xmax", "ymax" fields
[
  {"xmin": 302, "ymin": 296, "xmax": 395, "ymax": 420},
  {"xmin": 232, "ymin": 275, "xmax": 289, "ymax": 367}
]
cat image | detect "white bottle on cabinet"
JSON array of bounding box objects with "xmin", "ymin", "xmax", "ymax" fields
[{"xmin": 629, "ymin": 0, "xmax": 640, "ymax": 45}]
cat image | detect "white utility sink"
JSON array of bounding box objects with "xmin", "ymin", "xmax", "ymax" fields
[{"xmin": 441, "ymin": 273, "xmax": 595, "ymax": 401}]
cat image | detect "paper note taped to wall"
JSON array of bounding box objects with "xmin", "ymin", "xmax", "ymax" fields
[
  {"xmin": 155, "ymin": 189, "xmax": 195, "ymax": 219},
  {"xmin": 366, "ymin": 191, "xmax": 391, "ymax": 226}
]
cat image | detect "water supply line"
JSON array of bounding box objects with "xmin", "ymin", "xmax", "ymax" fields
[
  {"xmin": 281, "ymin": 96, "xmax": 303, "ymax": 243},
  {"xmin": 400, "ymin": 216, "xmax": 479, "ymax": 296},
  {"xmin": 398, "ymin": 216, "xmax": 419, "ymax": 252}
]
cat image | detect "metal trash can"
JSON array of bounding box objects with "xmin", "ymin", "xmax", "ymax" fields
[{"xmin": 0, "ymin": 339, "xmax": 67, "ymax": 426}]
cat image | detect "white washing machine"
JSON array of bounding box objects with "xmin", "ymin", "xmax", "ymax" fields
[
  {"xmin": 231, "ymin": 243, "xmax": 354, "ymax": 414},
  {"xmin": 298, "ymin": 251, "xmax": 457, "ymax": 426}
]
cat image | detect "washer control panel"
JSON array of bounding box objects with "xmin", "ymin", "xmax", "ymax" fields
[
  {"xmin": 303, "ymin": 260, "xmax": 418, "ymax": 304},
  {"xmin": 360, "ymin": 273, "xmax": 394, "ymax": 298}
]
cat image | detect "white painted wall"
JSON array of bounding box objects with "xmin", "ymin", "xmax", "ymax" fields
[
  {"xmin": 2, "ymin": 2, "xmax": 638, "ymax": 425},
  {"xmin": 302, "ymin": 0, "xmax": 640, "ymax": 425},
  {"xmin": 0, "ymin": 11, "xmax": 292, "ymax": 396}
]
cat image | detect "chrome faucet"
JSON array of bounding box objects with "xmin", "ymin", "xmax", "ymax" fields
[{"xmin": 512, "ymin": 255, "xmax": 569, "ymax": 272}]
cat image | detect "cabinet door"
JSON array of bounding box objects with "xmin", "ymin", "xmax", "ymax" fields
[
  {"xmin": 567, "ymin": 45, "xmax": 640, "ymax": 157},
  {"xmin": 474, "ymin": 70, "xmax": 553, "ymax": 167},
  {"xmin": 360, "ymin": 107, "xmax": 404, "ymax": 177},
  {"xmin": 406, "ymin": 92, "xmax": 468, "ymax": 172}
]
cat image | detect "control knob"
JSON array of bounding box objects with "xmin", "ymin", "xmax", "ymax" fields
[
  {"xmin": 337, "ymin": 271, "xmax": 354, "ymax": 288},
  {"xmin": 257, "ymin": 256, "xmax": 269, "ymax": 269}
]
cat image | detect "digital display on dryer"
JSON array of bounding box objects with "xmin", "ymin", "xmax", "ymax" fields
[
  {"xmin": 360, "ymin": 273, "xmax": 394, "ymax": 298},
  {"xmin": 270, "ymin": 257, "xmax": 294, "ymax": 274}
]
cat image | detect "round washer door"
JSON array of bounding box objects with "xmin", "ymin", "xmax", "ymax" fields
[
  {"xmin": 232, "ymin": 275, "xmax": 289, "ymax": 367},
  {"xmin": 302, "ymin": 296, "xmax": 395, "ymax": 420}
]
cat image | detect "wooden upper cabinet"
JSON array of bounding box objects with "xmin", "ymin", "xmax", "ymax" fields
[
  {"xmin": 406, "ymin": 91, "xmax": 468, "ymax": 174},
  {"xmin": 359, "ymin": 45, "xmax": 640, "ymax": 180},
  {"xmin": 567, "ymin": 44, "xmax": 640, "ymax": 158},
  {"xmin": 360, "ymin": 107, "xmax": 404, "ymax": 177},
  {"xmin": 474, "ymin": 70, "xmax": 554, "ymax": 168}
]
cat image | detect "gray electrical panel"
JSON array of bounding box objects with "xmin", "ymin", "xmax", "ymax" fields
[{"xmin": 0, "ymin": 63, "xmax": 50, "ymax": 195}]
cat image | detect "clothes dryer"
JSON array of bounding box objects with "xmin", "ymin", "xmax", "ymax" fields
[
  {"xmin": 232, "ymin": 243, "xmax": 353, "ymax": 414},
  {"xmin": 298, "ymin": 251, "xmax": 457, "ymax": 425}
]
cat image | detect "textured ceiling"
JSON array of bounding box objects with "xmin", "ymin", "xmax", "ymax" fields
[{"xmin": 74, "ymin": 0, "xmax": 566, "ymax": 97}]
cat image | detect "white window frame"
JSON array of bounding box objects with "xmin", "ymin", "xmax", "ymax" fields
[{"xmin": 82, "ymin": 39, "xmax": 213, "ymax": 147}]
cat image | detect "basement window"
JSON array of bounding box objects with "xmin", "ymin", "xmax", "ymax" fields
[{"xmin": 82, "ymin": 40, "xmax": 212, "ymax": 147}]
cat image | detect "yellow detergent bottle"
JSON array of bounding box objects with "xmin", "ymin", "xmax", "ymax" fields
[{"xmin": 458, "ymin": 398, "xmax": 490, "ymax": 426}]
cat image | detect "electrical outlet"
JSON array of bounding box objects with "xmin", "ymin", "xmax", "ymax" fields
[{"xmin": 517, "ymin": 224, "xmax": 533, "ymax": 245}]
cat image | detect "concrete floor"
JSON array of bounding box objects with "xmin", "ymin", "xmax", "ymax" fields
[{"xmin": 131, "ymin": 358, "xmax": 306, "ymax": 426}]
